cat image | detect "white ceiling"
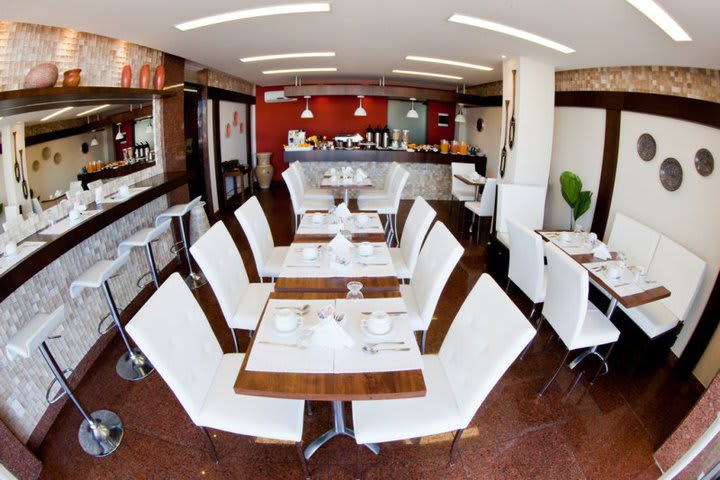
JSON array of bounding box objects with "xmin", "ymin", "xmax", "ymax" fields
[{"xmin": 4, "ymin": 0, "xmax": 719, "ymax": 89}]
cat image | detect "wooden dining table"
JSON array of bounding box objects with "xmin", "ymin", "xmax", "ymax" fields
[
  {"xmin": 235, "ymin": 222, "xmax": 425, "ymax": 459},
  {"xmin": 453, "ymin": 174, "xmax": 486, "ymax": 201}
]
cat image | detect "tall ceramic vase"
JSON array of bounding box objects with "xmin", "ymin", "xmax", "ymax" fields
[{"xmin": 256, "ymin": 152, "xmax": 274, "ymax": 189}]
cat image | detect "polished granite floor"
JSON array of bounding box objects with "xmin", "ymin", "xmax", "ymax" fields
[{"xmin": 37, "ymin": 185, "xmax": 704, "ymax": 479}]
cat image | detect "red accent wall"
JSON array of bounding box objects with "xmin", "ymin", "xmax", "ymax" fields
[
  {"xmin": 256, "ymin": 86, "xmax": 388, "ymax": 180},
  {"xmin": 112, "ymin": 121, "xmax": 134, "ymax": 162},
  {"xmin": 426, "ymin": 100, "xmax": 456, "ymax": 145}
]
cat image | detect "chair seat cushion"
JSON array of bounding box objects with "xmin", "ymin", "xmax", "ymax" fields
[
  {"xmin": 156, "ymin": 203, "xmax": 187, "ymax": 221},
  {"xmin": 357, "ymin": 189, "xmax": 387, "ymax": 201},
  {"xmin": 70, "ymin": 260, "xmax": 116, "ymax": 297},
  {"xmin": 452, "ymin": 192, "xmax": 476, "ymax": 202},
  {"xmin": 569, "ymin": 302, "xmax": 620, "ymax": 350},
  {"xmin": 352, "ymin": 355, "xmax": 463, "ymax": 445},
  {"xmin": 229, "ymin": 283, "xmax": 275, "ymax": 330},
  {"xmin": 389, "ymin": 248, "xmax": 410, "ymax": 279},
  {"xmin": 118, "ymin": 227, "xmax": 156, "ymax": 254},
  {"xmin": 620, "ymin": 301, "xmax": 679, "ymax": 339},
  {"xmin": 261, "ymin": 247, "xmax": 289, "ymax": 278},
  {"xmin": 197, "ymin": 354, "xmax": 304, "ymax": 442},
  {"xmin": 6, "ymin": 307, "xmax": 64, "ymax": 361},
  {"xmin": 400, "ymin": 284, "xmax": 425, "ymax": 330},
  {"xmin": 357, "ymin": 197, "xmax": 393, "ymax": 214}
]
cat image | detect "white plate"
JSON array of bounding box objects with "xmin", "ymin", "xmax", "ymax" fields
[
  {"xmin": 272, "ymin": 316, "xmax": 303, "ymax": 336},
  {"xmin": 361, "ymin": 319, "xmax": 395, "ymax": 338}
]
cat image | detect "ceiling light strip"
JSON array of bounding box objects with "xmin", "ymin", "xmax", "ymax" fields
[
  {"xmin": 175, "ymin": 3, "xmax": 331, "ymax": 31},
  {"xmin": 76, "ymin": 104, "xmax": 110, "ymax": 117},
  {"xmin": 405, "ymin": 56, "xmax": 493, "ymax": 71},
  {"xmin": 625, "ymin": 0, "xmax": 691, "ymax": 41},
  {"xmin": 41, "ymin": 107, "xmax": 73, "ymax": 122},
  {"xmin": 448, "ymin": 14, "xmax": 575, "ymax": 54},
  {"xmin": 392, "ymin": 70, "xmax": 463, "ymax": 81},
  {"xmin": 263, "ymin": 67, "xmax": 337, "ymax": 74},
  {"xmin": 241, "ymin": 52, "xmax": 335, "ymax": 62}
]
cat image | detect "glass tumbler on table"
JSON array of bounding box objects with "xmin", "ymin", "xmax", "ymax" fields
[{"xmin": 346, "ymin": 281, "xmax": 364, "ymax": 301}]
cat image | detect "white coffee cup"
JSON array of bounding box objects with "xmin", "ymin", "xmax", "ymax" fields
[
  {"xmin": 118, "ymin": 185, "xmax": 130, "ymax": 197},
  {"xmin": 4, "ymin": 241, "xmax": 18, "ymax": 257},
  {"xmin": 330, "ymin": 175, "xmax": 338, "ymax": 185},
  {"xmin": 312, "ymin": 212, "xmax": 324, "ymax": 224},
  {"xmin": 606, "ymin": 265, "xmax": 622, "ymax": 279},
  {"xmin": 559, "ymin": 232, "xmax": 571, "ymax": 243},
  {"xmin": 634, "ymin": 265, "xmax": 646, "ymax": 282},
  {"xmin": 69, "ymin": 209, "xmax": 81, "ymax": 221},
  {"xmin": 365, "ymin": 311, "xmax": 392, "ymax": 335},
  {"xmin": 355, "ymin": 213, "xmax": 369, "ymax": 227},
  {"xmin": 358, "ymin": 242, "xmax": 374, "ymax": 257},
  {"xmin": 302, "ymin": 246, "xmax": 319, "ymax": 261},
  {"xmin": 274, "ymin": 308, "xmax": 299, "ymax": 332}
]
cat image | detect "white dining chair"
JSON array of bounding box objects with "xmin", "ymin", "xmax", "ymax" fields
[
  {"xmin": 494, "ymin": 184, "xmax": 547, "ymax": 249},
  {"xmin": 463, "ymin": 178, "xmax": 497, "ymax": 242},
  {"xmin": 450, "ymin": 162, "xmax": 477, "ymax": 202},
  {"xmin": 606, "ymin": 212, "xmax": 661, "ymax": 270},
  {"xmin": 357, "ymin": 166, "xmax": 409, "ymax": 246},
  {"xmin": 619, "ymin": 234, "xmax": 706, "ymax": 339},
  {"xmin": 506, "ymin": 218, "xmax": 547, "ymax": 321},
  {"xmin": 290, "ymin": 161, "xmax": 335, "ymax": 201},
  {"xmin": 234, "ymin": 196, "xmax": 289, "ymax": 282},
  {"xmin": 190, "ymin": 221, "xmax": 274, "ymax": 352},
  {"xmin": 537, "ymin": 243, "xmax": 620, "ymax": 396},
  {"xmin": 389, "ymin": 196, "xmax": 436, "ymax": 281},
  {"xmin": 401, "ymin": 222, "xmax": 464, "ymax": 353},
  {"xmin": 352, "ymin": 274, "xmax": 535, "ymax": 465},
  {"xmin": 126, "ymin": 273, "xmax": 309, "ymax": 477},
  {"xmin": 356, "ymin": 162, "xmax": 400, "ymax": 201},
  {"xmin": 282, "ymin": 166, "xmax": 334, "ymax": 231}
]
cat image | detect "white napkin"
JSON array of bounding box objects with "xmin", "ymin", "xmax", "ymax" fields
[
  {"xmin": 592, "ymin": 242, "xmax": 612, "ymax": 260},
  {"xmin": 328, "ymin": 233, "xmax": 354, "ymax": 254},
  {"xmin": 354, "ymin": 171, "xmax": 366, "ymax": 183},
  {"xmin": 334, "ymin": 202, "xmax": 352, "ymax": 220},
  {"xmin": 312, "ymin": 317, "xmax": 355, "ymax": 350},
  {"xmin": 342, "ymin": 166, "xmax": 354, "ymax": 176}
]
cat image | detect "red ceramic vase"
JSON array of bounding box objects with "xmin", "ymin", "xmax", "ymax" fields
[
  {"xmin": 120, "ymin": 65, "xmax": 132, "ymax": 88},
  {"xmin": 139, "ymin": 64, "xmax": 151, "ymax": 89},
  {"xmin": 62, "ymin": 68, "xmax": 81, "ymax": 87},
  {"xmin": 154, "ymin": 65, "xmax": 165, "ymax": 90}
]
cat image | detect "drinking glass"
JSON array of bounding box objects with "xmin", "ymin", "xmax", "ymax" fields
[
  {"xmin": 617, "ymin": 251, "xmax": 628, "ymax": 271},
  {"xmin": 346, "ymin": 281, "xmax": 364, "ymax": 301}
]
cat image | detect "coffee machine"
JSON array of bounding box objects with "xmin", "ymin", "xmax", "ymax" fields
[{"xmin": 288, "ymin": 129, "xmax": 306, "ymax": 146}]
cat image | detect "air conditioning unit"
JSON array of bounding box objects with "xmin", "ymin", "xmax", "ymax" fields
[{"xmin": 263, "ymin": 90, "xmax": 298, "ymax": 103}]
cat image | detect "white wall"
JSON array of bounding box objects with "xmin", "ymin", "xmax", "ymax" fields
[
  {"xmin": 464, "ymin": 106, "xmax": 502, "ymax": 178},
  {"xmin": 545, "ymin": 107, "xmax": 605, "ymax": 231},
  {"xmin": 219, "ymin": 100, "xmax": 248, "ymax": 200},
  {"xmin": 207, "ymin": 101, "xmax": 219, "ymax": 213},
  {"xmin": 608, "ymin": 111, "xmax": 720, "ymax": 383}
]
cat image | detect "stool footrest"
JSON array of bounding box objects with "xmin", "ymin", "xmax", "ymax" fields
[
  {"xmin": 98, "ymin": 310, "xmax": 121, "ymax": 335},
  {"xmin": 136, "ymin": 271, "xmax": 153, "ymax": 289},
  {"xmin": 46, "ymin": 367, "xmax": 74, "ymax": 404},
  {"xmin": 170, "ymin": 241, "xmax": 185, "ymax": 255}
]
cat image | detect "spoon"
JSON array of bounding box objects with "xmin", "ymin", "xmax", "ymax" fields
[
  {"xmin": 276, "ymin": 304, "xmax": 311, "ymax": 315},
  {"xmin": 333, "ymin": 312, "xmax": 345, "ymax": 323},
  {"xmin": 362, "ymin": 345, "xmax": 411, "ymax": 354}
]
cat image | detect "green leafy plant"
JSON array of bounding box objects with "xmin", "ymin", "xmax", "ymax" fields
[{"xmin": 560, "ymin": 171, "xmax": 592, "ymax": 227}]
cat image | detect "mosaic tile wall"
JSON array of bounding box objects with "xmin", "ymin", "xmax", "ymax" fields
[
  {"xmin": 296, "ymin": 161, "xmax": 452, "ymax": 201},
  {"xmin": 0, "ymin": 21, "xmax": 163, "ymax": 90},
  {"xmin": 467, "ymin": 80, "xmax": 502, "ymax": 97},
  {"xmin": 196, "ymin": 68, "xmax": 255, "ymax": 96}
]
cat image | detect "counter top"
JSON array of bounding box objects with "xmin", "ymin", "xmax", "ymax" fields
[
  {"xmin": 283, "ymin": 148, "xmax": 486, "ymax": 166},
  {"xmin": 0, "ymin": 172, "xmax": 187, "ymax": 303}
]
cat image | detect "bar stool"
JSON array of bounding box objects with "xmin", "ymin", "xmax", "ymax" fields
[
  {"xmin": 70, "ymin": 252, "xmax": 154, "ymax": 381},
  {"xmin": 5, "ymin": 306, "xmax": 124, "ymax": 457},
  {"xmin": 117, "ymin": 219, "xmax": 171, "ymax": 289},
  {"xmin": 155, "ymin": 196, "xmax": 207, "ymax": 290}
]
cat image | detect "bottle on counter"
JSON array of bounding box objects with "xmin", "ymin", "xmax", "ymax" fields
[
  {"xmin": 366, "ymin": 125, "xmax": 374, "ymax": 143},
  {"xmin": 373, "ymin": 125, "xmax": 381, "ymax": 148},
  {"xmin": 381, "ymin": 125, "xmax": 390, "ymax": 149}
]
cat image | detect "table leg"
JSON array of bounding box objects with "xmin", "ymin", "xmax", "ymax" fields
[
  {"xmin": 239, "ymin": 172, "xmax": 246, "ymax": 203},
  {"xmin": 343, "ymin": 188, "xmax": 350, "ymax": 205},
  {"xmin": 605, "ymin": 298, "xmax": 618, "ymax": 319},
  {"xmin": 303, "ymin": 401, "xmax": 379, "ymax": 459}
]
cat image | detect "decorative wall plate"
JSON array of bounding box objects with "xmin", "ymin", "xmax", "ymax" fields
[
  {"xmin": 233, "ymin": 111, "xmax": 239, "ymax": 126},
  {"xmin": 32, "ymin": 160, "xmax": 40, "ymax": 172},
  {"xmin": 226, "ymin": 123, "xmax": 231, "ymax": 137},
  {"xmin": 41, "ymin": 146, "xmax": 51, "ymax": 160},
  {"xmin": 53, "ymin": 152, "xmax": 62, "ymax": 165},
  {"xmin": 637, "ymin": 133, "xmax": 656, "ymax": 161},
  {"xmin": 695, "ymin": 148, "xmax": 714, "ymax": 176},
  {"xmin": 659, "ymin": 157, "xmax": 682, "ymax": 191}
]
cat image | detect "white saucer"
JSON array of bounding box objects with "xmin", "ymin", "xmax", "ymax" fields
[
  {"xmin": 361, "ymin": 320, "xmax": 394, "ymax": 338},
  {"xmin": 272, "ymin": 316, "xmax": 303, "ymax": 336}
]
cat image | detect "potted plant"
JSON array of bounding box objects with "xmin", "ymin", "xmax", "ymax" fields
[{"xmin": 560, "ymin": 171, "xmax": 592, "ymax": 229}]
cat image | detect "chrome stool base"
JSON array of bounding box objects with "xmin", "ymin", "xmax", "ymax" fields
[
  {"xmin": 78, "ymin": 409, "xmax": 124, "ymax": 457},
  {"xmin": 115, "ymin": 348, "xmax": 154, "ymax": 381},
  {"xmin": 184, "ymin": 271, "xmax": 207, "ymax": 290}
]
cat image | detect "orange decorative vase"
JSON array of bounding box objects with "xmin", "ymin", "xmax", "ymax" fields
[
  {"xmin": 154, "ymin": 65, "xmax": 165, "ymax": 90},
  {"xmin": 120, "ymin": 65, "xmax": 132, "ymax": 87},
  {"xmin": 62, "ymin": 68, "xmax": 82, "ymax": 87},
  {"xmin": 138, "ymin": 64, "xmax": 150, "ymax": 89}
]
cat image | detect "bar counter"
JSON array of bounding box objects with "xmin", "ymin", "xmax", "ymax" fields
[{"xmin": 284, "ymin": 148, "xmax": 487, "ymax": 170}]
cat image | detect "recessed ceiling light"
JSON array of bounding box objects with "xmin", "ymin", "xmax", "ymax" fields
[
  {"xmin": 625, "ymin": 0, "xmax": 691, "ymax": 41},
  {"xmin": 392, "ymin": 70, "xmax": 463, "ymax": 81},
  {"xmin": 175, "ymin": 3, "xmax": 331, "ymax": 31},
  {"xmin": 262, "ymin": 67, "xmax": 337, "ymax": 74},
  {"xmin": 76, "ymin": 104, "xmax": 110, "ymax": 117},
  {"xmin": 501, "ymin": 55, "xmax": 507, "ymax": 59},
  {"xmin": 448, "ymin": 14, "xmax": 575, "ymax": 54},
  {"xmin": 241, "ymin": 52, "xmax": 335, "ymax": 62},
  {"xmin": 41, "ymin": 107, "xmax": 73, "ymax": 122},
  {"xmin": 405, "ymin": 56, "xmax": 492, "ymax": 71}
]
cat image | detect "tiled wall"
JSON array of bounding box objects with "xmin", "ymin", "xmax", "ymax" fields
[{"xmin": 196, "ymin": 68, "xmax": 255, "ymax": 96}]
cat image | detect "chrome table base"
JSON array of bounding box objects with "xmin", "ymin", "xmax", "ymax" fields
[
  {"xmin": 78, "ymin": 409, "xmax": 124, "ymax": 457},
  {"xmin": 304, "ymin": 401, "xmax": 379, "ymax": 459},
  {"xmin": 184, "ymin": 271, "xmax": 207, "ymax": 290},
  {"xmin": 116, "ymin": 348, "xmax": 154, "ymax": 381}
]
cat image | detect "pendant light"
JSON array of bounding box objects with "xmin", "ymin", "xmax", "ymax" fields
[
  {"xmin": 145, "ymin": 121, "xmax": 153, "ymax": 134},
  {"xmin": 90, "ymin": 129, "xmax": 99, "ymax": 146},
  {"xmin": 455, "ymin": 103, "xmax": 466, "ymax": 123},
  {"xmin": 301, "ymin": 95, "xmax": 314, "ymax": 118},
  {"xmin": 406, "ymin": 97, "xmax": 419, "ymax": 119},
  {"xmin": 354, "ymin": 95, "xmax": 367, "ymax": 117},
  {"xmin": 114, "ymin": 123, "xmax": 124, "ymax": 141}
]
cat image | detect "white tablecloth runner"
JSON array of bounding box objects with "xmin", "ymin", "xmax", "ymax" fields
[
  {"xmin": 296, "ymin": 212, "xmax": 384, "ymax": 236},
  {"xmin": 39, "ymin": 210, "xmax": 102, "ymax": 236},
  {"xmin": 280, "ymin": 242, "xmax": 396, "ymax": 278},
  {"xmin": 98, "ymin": 186, "xmax": 150, "ymax": 204},
  {"xmin": 540, "ymin": 231, "xmax": 595, "ymax": 255},
  {"xmin": 582, "ymin": 261, "xmax": 661, "ymax": 297},
  {"xmin": 320, "ymin": 178, "xmax": 372, "ymax": 188},
  {"xmin": 0, "ymin": 241, "xmax": 46, "ymax": 275}
]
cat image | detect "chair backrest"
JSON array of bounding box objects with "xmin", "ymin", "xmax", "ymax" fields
[
  {"xmin": 291, "ymin": 160, "xmax": 308, "ymax": 187},
  {"xmin": 495, "ymin": 184, "xmax": 546, "ymax": 234},
  {"xmin": 388, "ymin": 167, "xmax": 409, "ymax": 211},
  {"xmin": 234, "ymin": 196, "xmax": 275, "ymax": 275},
  {"xmin": 190, "ymin": 221, "xmax": 250, "ymax": 326},
  {"xmin": 399, "ymin": 197, "xmax": 436, "ymax": 275},
  {"xmin": 68, "ymin": 180, "xmax": 83, "ymax": 192},
  {"xmin": 384, "ymin": 162, "xmax": 400, "ymax": 190},
  {"xmin": 451, "ymin": 162, "xmax": 476, "ymax": 195},
  {"xmin": 410, "ymin": 222, "xmax": 464, "ymax": 329},
  {"xmin": 649, "ymin": 235, "xmax": 706, "ymax": 320},
  {"xmin": 606, "ymin": 212, "xmax": 660, "ymax": 269},
  {"xmin": 282, "ymin": 167, "xmax": 304, "ymax": 213},
  {"xmin": 87, "ymin": 180, "xmax": 104, "ymax": 192},
  {"xmin": 475, "ymin": 178, "xmax": 497, "ymax": 217},
  {"xmin": 439, "ymin": 274, "xmax": 535, "ymax": 426},
  {"xmin": 2, "ymin": 210, "xmax": 22, "ymax": 234},
  {"xmin": 126, "ymin": 273, "xmax": 223, "ymax": 425},
  {"xmin": 507, "ymin": 218, "xmax": 546, "ymax": 303},
  {"xmin": 4, "ymin": 205, "xmax": 21, "ymax": 221},
  {"xmin": 543, "ymin": 243, "xmax": 588, "ymax": 347}
]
